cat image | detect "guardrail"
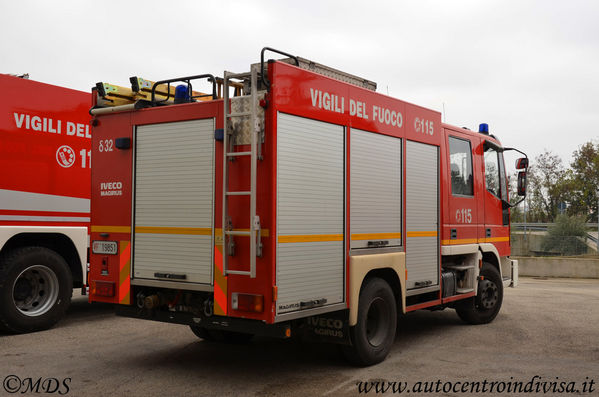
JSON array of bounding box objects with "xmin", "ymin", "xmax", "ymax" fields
[
  {"xmin": 512, "ymin": 223, "xmax": 599, "ymax": 230},
  {"xmin": 512, "ymin": 223, "xmax": 598, "ymax": 246}
]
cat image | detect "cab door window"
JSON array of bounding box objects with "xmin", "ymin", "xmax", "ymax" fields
[
  {"xmin": 484, "ymin": 147, "xmax": 507, "ymax": 201},
  {"xmin": 448, "ymin": 137, "xmax": 473, "ymax": 196},
  {"xmin": 484, "ymin": 146, "xmax": 509, "ymax": 225}
]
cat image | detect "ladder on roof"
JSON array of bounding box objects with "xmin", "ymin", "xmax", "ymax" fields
[
  {"xmin": 95, "ymin": 76, "xmax": 214, "ymax": 107},
  {"xmin": 222, "ymin": 64, "xmax": 263, "ymax": 278}
]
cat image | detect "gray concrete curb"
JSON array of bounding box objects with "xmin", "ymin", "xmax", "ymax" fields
[{"xmin": 514, "ymin": 256, "xmax": 599, "ymax": 279}]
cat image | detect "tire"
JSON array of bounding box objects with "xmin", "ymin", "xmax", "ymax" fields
[
  {"xmin": 0, "ymin": 247, "xmax": 72, "ymax": 333},
  {"xmin": 190, "ymin": 325, "xmax": 253, "ymax": 343},
  {"xmin": 342, "ymin": 277, "xmax": 397, "ymax": 366},
  {"xmin": 455, "ymin": 263, "xmax": 503, "ymax": 325}
]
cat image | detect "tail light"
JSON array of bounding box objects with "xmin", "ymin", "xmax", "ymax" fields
[
  {"xmin": 92, "ymin": 280, "xmax": 115, "ymax": 297},
  {"xmin": 231, "ymin": 293, "xmax": 263, "ymax": 313}
]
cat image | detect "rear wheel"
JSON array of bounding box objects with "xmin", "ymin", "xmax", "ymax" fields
[
  {"xmin": 342, "ymin": 277, "xmax": 397, "ymax": 366},
  {"xmin": 455, "ymin": 263, "xmax": 503, "ymax": 325},
  {"xmin": 0, "ymin": 247, "xmax": 72, "ymax": 333}
]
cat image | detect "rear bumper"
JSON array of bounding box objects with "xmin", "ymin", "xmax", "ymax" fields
[{"xmin": 115, "ymin": 304, "xmax": 292, "ymax": 338}]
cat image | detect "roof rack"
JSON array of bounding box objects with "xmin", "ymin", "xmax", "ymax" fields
[
  {"xmin": 91, "ymin": 75, "xmax": 220, "ymax": 115},
  {"xmin": 252, "ymin": 47, "xmax": 377, "ymax": 91}
]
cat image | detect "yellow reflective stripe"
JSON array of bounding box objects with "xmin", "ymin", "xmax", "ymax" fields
[
  {"xmin": 118, "ymin": 241, "xmax": 131, "ymax": 305},
  {"xmin": 135, "ymin": 227, "xmax": 211, "ymax": 235},
  {"xmin": 351, "ymin": 232, "xmax": 402, "ymax": 240},
  {"xmin": 278, "ymin": 234, "xmax": 343, "ymax": 243},
  {"xmin": 442, "ymin": 238, "xmax": 478, "ymax": 245},
  {"xmin": 483, "ymin": 236, "xmax": 510, "ymax": 243},
  {"xmin": 213, "ymin": 244, "xmax": 227, "ymax": 316},
  {"xmin": 91, "ymin": 225, "xmax": 131, "ymax": 233},
  {"xmin": 441, "ymin": 236, "xmax": 510, "ymax": 245},
  {"xmin": 281, "ymin": 231, "xmax": 437, "ymax": 243},
  {"xmin": 407, "ymin": 231, "xmax": 438, "ymax": 238}
]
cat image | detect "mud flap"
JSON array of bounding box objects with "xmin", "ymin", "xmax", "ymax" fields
[{"xmin": 511, "ymin": 259, "xmax": 519, "ymax": 287}]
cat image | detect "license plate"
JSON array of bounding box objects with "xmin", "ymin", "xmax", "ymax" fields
[{"xmin": 92, "ymin": 241, "xmax": 118, "ymax": 255}]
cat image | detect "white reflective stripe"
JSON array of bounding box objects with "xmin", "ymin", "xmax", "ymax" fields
[
  {"xmin": 0, "ymin": 215, "xmax": 90, "ymax": 222},
  {"xmin": 0, "ymin": 189, "xmax": 90, "ymax": 213}
]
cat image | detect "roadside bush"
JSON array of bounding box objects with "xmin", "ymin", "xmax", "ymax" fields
[{"xmin": 541, "ymin": 215, "xmax": 588, "ymax": 255}]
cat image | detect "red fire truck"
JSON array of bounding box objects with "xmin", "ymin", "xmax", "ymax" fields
[
  {"xmin": 0, "ymin": 74, "xmax": 91, "ymax": 333},
  {"xmin": 88, "ymin": 48, "xmax": 528, "ymax": 365}
]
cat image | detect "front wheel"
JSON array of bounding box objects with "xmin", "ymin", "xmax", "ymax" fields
[
  {"xmin": 0, "ymin": 247, "xmax": 72, "ymax": 333},
  {"xmin": 455, "ymin": 263, "xmax": 503, "ymax": 325},
  {"xmin": 342, "ymin": 277, "xmax": 397, "ymax": 366}
]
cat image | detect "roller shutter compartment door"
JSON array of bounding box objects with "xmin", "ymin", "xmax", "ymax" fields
[
  {"xmin": 276, "ymin": 113, "xmax": 345, "ymax": 315},
  {"xmin": 133, "ymin": 119, "xmax": 215, "ymax": 285},
  {"xmin": 405, "ymin": 140, "xmax": 439, "ymax": 290},
  {"xmin": 350, "ymin": 128, "xmax": 402, "ymax": 249}
]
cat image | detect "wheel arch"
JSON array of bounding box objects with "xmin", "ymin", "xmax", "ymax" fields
[
  {"xmin": 348, "ymin": 252, "xmax": 406, "ymax": 326},
  {"xmin": 441, "ymin": 243, "xmax": 501, "ymax": 272},
  {"xmin": 478, "ymin": 243, "xmax": 502, "ymax": 279},
  {"xmin": 0, "ymin": 232, "xmax": 84, "ymax": 287},
  {"xmin": 364, "ymin": 267, "xmax": 403, "ymax": 312}
]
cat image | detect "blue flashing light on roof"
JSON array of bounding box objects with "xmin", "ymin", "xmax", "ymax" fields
[
  {"xmin": 174, "ymin": 84, "xmax": 190, "ymax": 104},
  {"xmin": 479, "ymin": 123, "xmax": 489, "ymax": 134}
]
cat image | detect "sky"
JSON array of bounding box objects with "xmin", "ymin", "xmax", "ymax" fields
[{"xmin": 2, "ymin": 0, "xmax": 598, "ymax": 166}]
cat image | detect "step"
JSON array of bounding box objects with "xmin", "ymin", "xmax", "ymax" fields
[
  {"xmin": 225, "ymin": 230, "xmax": 251, "ymax": 236},
  {"xmin": 226, "ymin": 152, "xmax": 251, "ymax": 157},
  {"xmin": 225, "ymin": 191, "xmax": 251, "ymax": 196}
]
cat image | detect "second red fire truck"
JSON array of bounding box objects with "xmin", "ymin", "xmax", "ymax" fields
[
  {"xmin": 0, "ymin": 74, "xmax": 90, "ymax": 333},
  {"xmin": 88, "ymin": 48, "xmax": 527, "ymax": 365}
]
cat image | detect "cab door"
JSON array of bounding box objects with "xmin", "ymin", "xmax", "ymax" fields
[
  {"xmin": 446, "ymin": 134, "xmax": 479, "ymax": 245},
  {"xmin": 482, "ymin": 142, "xmax": 510, "ymax": 255}
]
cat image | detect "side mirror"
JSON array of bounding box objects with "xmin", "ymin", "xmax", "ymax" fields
[
  {"xmin": 517, "ymin": 171, "xmax": 527, "ymax": 196},
  {"xmin": 516, "ymin": 157, "xmax": 529, "ymax": 170}
]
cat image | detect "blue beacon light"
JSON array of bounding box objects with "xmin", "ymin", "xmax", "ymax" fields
[{"xmin": 174, "ymin": 84, "xmax": 190, "ymax": 104}]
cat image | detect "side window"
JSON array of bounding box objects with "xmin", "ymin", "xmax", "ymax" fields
[
  {"xmin": 484, "ymin": 147, "xmax": 508, "ymax": 201},
  {"xmin": 448, "ymin": 137, "xmax": 473, "ymax": 196},
  {"xmin": 484, "ymin": 147, "xmax": 501, "ymax": 197},
  {"xmin": 498, "ymin": 152, "xmax": 507, "ymax": 201}
]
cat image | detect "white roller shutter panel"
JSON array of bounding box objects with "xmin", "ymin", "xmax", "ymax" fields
[
  {"xmin": 276, "ymin": 113, "xmax": 345, "ymax": 315},
  {"xmin": 133, "ymin": 119, "xmax": 214, "ymax": 285},
  {"xmin": 406, "ymin": 140, "xmax": 439, "ymax": 289},
  {"xmin": 350, "ymin": 128, "xmax": 401, "ymax": 249}
]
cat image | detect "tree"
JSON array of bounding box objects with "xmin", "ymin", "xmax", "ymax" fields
[
  {"xmin": 523, "ymin": 150, "xmax": 570, "ymax": 222},
  {"xmin": 507, "ymin": 172, "xmax": 524, "ymax": 222},
  {"xmin": 568, "ymin": 141, "xmax": 599, "ymax": 222},
  {"xmin": 523, "ymin": 165, "xmax": 547, "ymax": 222},
  {"xmin": 513, "ymin": 140, "xmax": 599, "ymax": 231}
]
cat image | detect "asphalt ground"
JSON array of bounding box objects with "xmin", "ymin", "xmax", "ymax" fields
[{"xmin": 1, "ymin": 277, "xmax": 598, "ymax": 396}]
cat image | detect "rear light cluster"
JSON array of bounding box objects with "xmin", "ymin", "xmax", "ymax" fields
[
  {"xmin": 92, "ymin": 280, "xmax": 115, "ymax": 297},
  {"xmin": 231, "ymin": 293, "xmax": 263, "ymax": 313}
]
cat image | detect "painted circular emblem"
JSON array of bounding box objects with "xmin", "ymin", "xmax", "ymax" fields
[{"xmin": 56, "ymin": 145, "xmax": 76, "ymax": 168}]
